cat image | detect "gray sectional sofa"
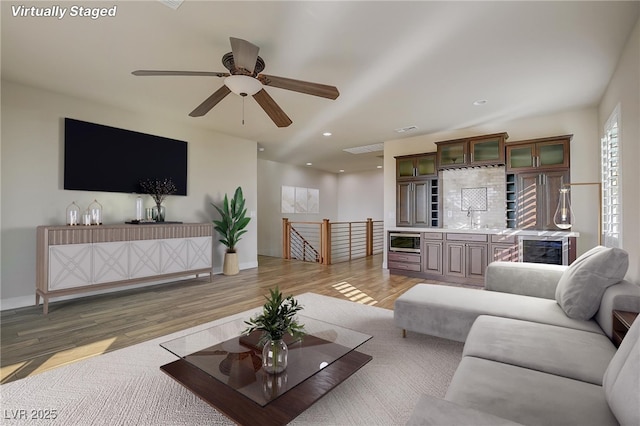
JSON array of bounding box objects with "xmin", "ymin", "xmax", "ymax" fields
[{"xmin": 394, "ymin": 246, "xmax": 640, "ymax": 425}]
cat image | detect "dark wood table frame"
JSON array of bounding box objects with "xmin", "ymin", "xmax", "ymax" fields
[{"xmin": 161, "ymin": 350, "xmax": 372, "ymax": 426}]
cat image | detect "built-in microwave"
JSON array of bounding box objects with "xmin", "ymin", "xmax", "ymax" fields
[{"xmin": 389, "ymin": 233, "xmax": 421, "ymax": 253}]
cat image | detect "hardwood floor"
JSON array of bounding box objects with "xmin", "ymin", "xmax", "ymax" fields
[{"xmin": 1, "ymin": 254, "xmax": 431, "ymax": 384}]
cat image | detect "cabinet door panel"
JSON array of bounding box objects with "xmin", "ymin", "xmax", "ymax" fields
[
  {"xmin": 537, "ymin": 140, "xmax": 569, "ymax": 168},
  {"xmin": 187, "ymin": 237, "xmax": 213, "ymax": 269},
  {"xmin": 93, "ymin": 241, "xmax": 129, "ymax": 284},
  {"xmin": 508, "ymin": 145, "xmax": 534, "ymax": 170},
  {"xmin": 49, "ymin": 244, "xmax": 92, "ymax": 290},
  {"xmin": 539, "ymin": 171, "xmax": 570, "ymax": 229},
  {"xmin": 160, "ymin": 238, "xmax": 189, "ymax": 273},
  {"xmin": 397, "ymin": 158, "xmax": 415, "ymax": 178},
  {"xmin": 396, "ymin": 182, "xmax": 412, "ymax": 226},
  {"xmin": 423, "ymin": 242, "xmax": 443, "ymax": 275},
  {"xmin": 516, "ymin": 173, "xmax": 540, "ymax": 229},
  {"xmin": 491, "ymin": 244, "xmax": 519, "ymax": 262},
  {"xmin": 466, "ymin": 244, "xmax": 488, "ymax": 279},
  {"xmin": 413, "ymin": 181, "xmax": 430, "ymax": 226},
  {"xmin": 444, "ymin": 243, "xmax": 465, "ymax": 277},
  {"xmin": 130, "ymin": 240, "xmax": 162, "ymax": 278}
]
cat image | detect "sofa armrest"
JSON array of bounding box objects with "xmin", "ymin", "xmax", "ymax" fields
[
  {"xmin": 595, "ymin": 280, "xmax": 640, "ymax": 338},
  {"xmin": 406, "ymin": 394, "xmax": 524, "ymax": 426},
  {"xmin": 485, "ymin": 261, "xmax": 567, "ymax": 300}
]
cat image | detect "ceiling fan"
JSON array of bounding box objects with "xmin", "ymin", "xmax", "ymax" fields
[{"xmin": 132, "ymin": 37, "xmax": 340, "ymax": 127}]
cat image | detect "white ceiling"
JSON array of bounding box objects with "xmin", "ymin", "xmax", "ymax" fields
[{"xmin": 2, "ymin": 1, "xmax": 638, "ymax": 173}]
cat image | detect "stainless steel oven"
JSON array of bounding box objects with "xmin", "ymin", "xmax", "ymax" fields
[
  {"xmin": 389, "ymin": 233, "xmax": 421, "ymax": 253},
  {"xmin": 518, "ymin": 236, "xmax": 569, "ymax": 265}
]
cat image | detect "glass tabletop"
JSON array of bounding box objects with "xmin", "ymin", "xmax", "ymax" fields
[{"xmin": 160, "ymin": 315, "xmax": 372, "ymax": 406}]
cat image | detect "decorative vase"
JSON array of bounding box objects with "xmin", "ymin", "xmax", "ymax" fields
[
  {"xmin": 223, "ymin": 252, "xmax": 239, "ymax": 275},
  {"xmin": 152, "ymin": 204, "xmax": 166, "ymax": 222},
  {"xmin": 262, "ymin": 338, "xmax": 288, "ymax": 374}
]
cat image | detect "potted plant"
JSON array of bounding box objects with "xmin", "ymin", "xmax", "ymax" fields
[
  {"xmin": 211, "ymin": 186, "xmax": 251, "ymax": 275},
  {"xmin": 243, "ymin": 287, "xmax": 305, "ymax": 374}
]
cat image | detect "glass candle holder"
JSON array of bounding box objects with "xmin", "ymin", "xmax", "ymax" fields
[{"xmin": 88, "ymin": 199, "xmax": 103, "ymax": 225}]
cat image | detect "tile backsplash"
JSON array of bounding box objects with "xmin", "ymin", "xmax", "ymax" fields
[{"xmin": 442, "ymin": 166, "xmax": 506, "ymax": 229}]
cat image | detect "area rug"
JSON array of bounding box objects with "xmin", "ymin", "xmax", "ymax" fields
[{"xmin": 0, "ymin": 293, "xmax": 463, "ymax": 425}]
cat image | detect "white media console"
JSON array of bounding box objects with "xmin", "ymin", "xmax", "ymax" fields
[{"xmin": 36, "ymin": 223, "xmax": 213, "ymax": 314}]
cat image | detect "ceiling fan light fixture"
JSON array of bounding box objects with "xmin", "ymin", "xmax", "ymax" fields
[{"xmin": 224, "ymin": 75, "xmax": 263, "ymax": 96}]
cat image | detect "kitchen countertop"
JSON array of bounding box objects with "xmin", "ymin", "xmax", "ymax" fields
[{"xmin": 387, "ymin": 227, "xmax": 579, "ymax": 237}]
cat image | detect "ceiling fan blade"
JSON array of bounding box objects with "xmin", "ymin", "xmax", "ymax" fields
[
  {"xmin": 253, "ymin": 89, "xmax": 292, "ymax": 128},
  {"xmin": 189, "ymin": 85, "xmax": 232, "ymax": 117},
  {"xmin": 229, "ymin": 37, "xmax": 260, "ymax": 74},
  {"xmin": 260, "ymin": 74, "xmax": 339, "ymax": 100},
  {"xmin": 132, "ymin": 70, "xmax": 229, "ymax": 77}
]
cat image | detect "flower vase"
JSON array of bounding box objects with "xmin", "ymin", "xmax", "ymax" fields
[
  {"xmin": 262, "ymin": 338, "xmax": 288, "ymax": 374},
  {"xmin": 153, "ymin": 204, "xmax": 166, "ymax": 222}
]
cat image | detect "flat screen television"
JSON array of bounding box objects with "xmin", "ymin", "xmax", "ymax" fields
[{"xmin": 64, "ymin": 118, "xmax": 188, "ymax": 195}]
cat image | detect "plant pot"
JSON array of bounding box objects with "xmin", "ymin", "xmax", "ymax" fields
[{"xmin": 223, "ymin": 252, "xmax": 239, "ymax": 275}]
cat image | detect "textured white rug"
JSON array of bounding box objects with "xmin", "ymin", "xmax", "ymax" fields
[{"xmin": 0, "ymin": 293, "xmax": 463, "ymax": 425}]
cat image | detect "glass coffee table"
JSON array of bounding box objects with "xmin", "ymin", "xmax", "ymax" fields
[{"xmin": 160, "ymin": 315, "xmax": 372, "ymax": 425}]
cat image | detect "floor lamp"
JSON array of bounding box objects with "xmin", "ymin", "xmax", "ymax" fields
[{"xmin": 553, "ymin": 182, "xmax": 603, "ymax": 246}]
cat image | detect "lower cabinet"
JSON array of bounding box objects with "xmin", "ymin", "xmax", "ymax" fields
[
  {"xmin": 489, "ymin": 235, "xmax": 519, "ymax": 262},
  {"xmin": 444, "ymin": 234, "xmax": 488, "ymax": 285},
  {"xmin": 387, "ymin": 252, "xmax": 421, "ymax": 272}
]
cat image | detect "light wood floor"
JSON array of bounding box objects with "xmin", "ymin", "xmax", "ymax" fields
[{"xmin": 1, "ymin": 254, "xmax": 434, "ymax": 384}]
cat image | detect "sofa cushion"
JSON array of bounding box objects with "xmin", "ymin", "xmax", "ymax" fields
[
  {"xmin": 445, "ymin": 357, "xmax": 618, "ymax": 426},
  {"xmin": 464, "ymin": 315, "xmax": 615, "ymax": 385},
  {"xmin": 555, "ymin": 246, "xmax": 628, "ymax": 320},
  {"xmin": 603, "ymin": 318, "xmax": 640, "ymax": 426},
  {"xmin": 394, "ymin": 284, "xmax": 603, "ymax": 342}
]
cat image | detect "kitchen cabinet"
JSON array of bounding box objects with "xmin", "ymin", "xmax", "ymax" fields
[
  {"xmin": 506, "ymin": 135, "xmax": 571, "ymax": 172},
  {"xmin": 444, "ymin": 233, "xmax": 488, "ymax": 285},
  {"xmin": 422, "ymin": 232, "xmax": 443, "ymax": 275},
  {"xmin": 387, "ymin": 252, "xmax": 421, "ymax": 273},
  {"xmin": 396, "ymin": 153, "xmax": 437, "ymax": 180},
  {"xmin": 490, "ymin": 235, "xmax": 519, "ymax": 262},
  {"xmin": 395, "ymin": 153, "xmax": 439, "ymax": 228},
  {"xmin": 437, "ymin": 132, "xmax": 508, "ymax": 169},
  {"xmin": 396, "ymin": 179, "xmax": 439, "ymax": 227},
  {"xmin": 514, "ymin": 170, "xmax": 570, "ymax": 230}
]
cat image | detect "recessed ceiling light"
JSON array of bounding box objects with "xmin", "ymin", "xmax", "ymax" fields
[
  {"xmin": 306, "ymin": 162, "xmax": 313, "ymax": 166},
  {"xmin": 473, "ymin": 99, "xmax": 488, "ymax": 106},
  {"xmin": 339, "ymin": 170, "xmax": 345, "ymax": 173},
  {"xmin": 322, "ymin": 132, "xmax": 332, "ymax": 137},
  {"xmin": 377, "ymin": 165, "xmax": 383, "ymax": 169}
]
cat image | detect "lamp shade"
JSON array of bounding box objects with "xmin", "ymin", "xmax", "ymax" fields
[{"xmin": 224, "ymin": 75, "xmax": 263, "ymax": 96}]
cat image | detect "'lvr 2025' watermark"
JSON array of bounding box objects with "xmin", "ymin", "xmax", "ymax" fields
[{"xmin": 11, "ymin": 4, "xmax": 117, "ymax": 20}]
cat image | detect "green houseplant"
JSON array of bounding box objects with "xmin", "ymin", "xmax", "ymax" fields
[
  {"xmin": 244, "ymin": 287, "xmax": 305, "ymax": 374},
  {"xmin": 211, "ymin": 186, "xmax": 251, "ymax": 275}
]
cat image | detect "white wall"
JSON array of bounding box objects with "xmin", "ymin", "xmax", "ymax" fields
[
  {"xmin": 337, "ymin": 169, "xmax": 384, "ymax": 222},
  {"xmin": 384, "ymin": 107, "xmax": 601, "ymax": 261},
  {"xmin": 1, "ymin": 80, "xmax": 259, "ymax": 309},
  {"xmin": 257, "ymin": 159, "xmax": 339, "ymax": 257},
  {"xmin": 599, "ymin": 17, "xmax": 639, "ymax": 283}
]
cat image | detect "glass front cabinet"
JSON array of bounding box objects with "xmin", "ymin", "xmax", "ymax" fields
[
  {"xmin": 506, "ymin": 135, "xmax": 571, "ymax": 172},
  {"xmin": 437, "ymin": 132, "xmax": 508, "ymax": 169}
]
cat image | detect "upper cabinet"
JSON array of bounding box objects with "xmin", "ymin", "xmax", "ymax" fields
[
  {"xmin": 396, "ymin": 153, "xmax": 438, "ymax": 180},
  {"xmin": 436, "ymin": 133, "xmax": 508, "ymax": 169},
  {"xmin": 506, "ymin": 135, "xmax": 572, "ymax": 172}
]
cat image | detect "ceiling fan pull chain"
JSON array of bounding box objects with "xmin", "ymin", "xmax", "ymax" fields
[{"xmin": 242, "ymin": 94, "xmax": 245, "ymax": 125}]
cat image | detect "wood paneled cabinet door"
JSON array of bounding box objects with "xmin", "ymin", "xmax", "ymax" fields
[
  {"xmin": 444, "ymin": 241, "xmax": 488, "ymax": 283},
  {"xmin": 515, "ymin": 170, "xmax": 570, "ymax": 230},
  {"xmin": 506, "ymin": 135, "xmax": 571, "ymax": 172},
  {"xmin": 396, "ymin": 180, "xmax": 434, "ymax": 227},
  {"xmin": 437, "ymin": 133, "xmax": 508, "ymax": 169},
  {"xmin": 422, "ymin": 241, "xmax": 443, "ymax": 275}
]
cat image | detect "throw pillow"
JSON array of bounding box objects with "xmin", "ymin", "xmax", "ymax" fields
[{"xmin": 555, "ymin": 246, "xmax": 629, "ymax": 320}]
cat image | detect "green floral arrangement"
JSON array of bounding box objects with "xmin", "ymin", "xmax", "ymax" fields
[{"xmin": 243, "ymin": 287, "xmax": 305, "ymax": 342}]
